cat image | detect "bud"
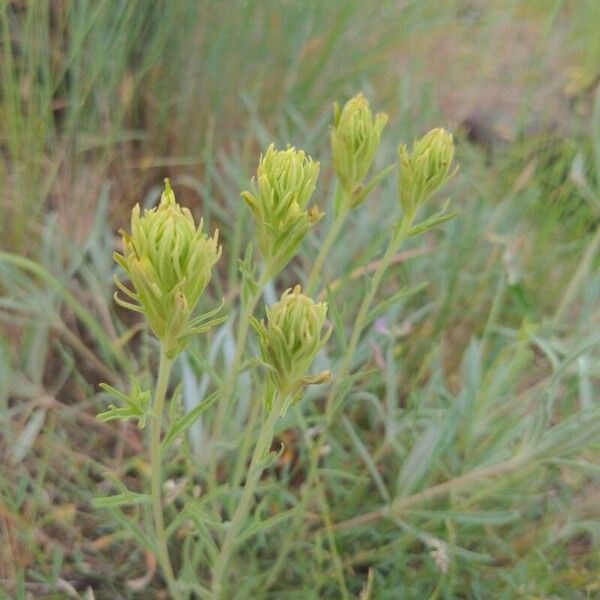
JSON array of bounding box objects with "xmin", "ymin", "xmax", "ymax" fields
[
  {"xmin": 398, "ymin": 128, "xmax": 455, "ymax": 215},
  {"xmin": 114, "ymin": 179, "xmax": 221, "ymax": 357},
  {"xmin": 242, "ymin": 145, "xmax": 322, "ymax": 274},
  {"xmin": 252, "ymin": 285, "xmax": 331, "ymax": 403},
  {"xmin": 331, "ymin": 93, "xmax": 388, "ymax": 205}
]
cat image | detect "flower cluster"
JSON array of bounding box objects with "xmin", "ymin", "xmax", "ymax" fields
[
  {"xmin": 398, "ymin": 128, "xmax": 455, "ymax": 215},
  {"xmin": 331, "ymin": 93, "xmax": 388, "ymax": 205},
  {"xmin": 114, "ymin": 179, "xmax": 221, "ymax": 357},
  {"xmin": 242, "ymin": 144, "xmax": 322, "ymax": 274},
  {"xmin": 252, "ymin": 285, "xmax": 331, "ymax": 405},
  {"xmin": 100, "ymin": 92, "xmax": 459, "ymax": 597}
]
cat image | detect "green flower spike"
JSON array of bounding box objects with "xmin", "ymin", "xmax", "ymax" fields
[
  {"xmin": 252, "ymin": 285, "xmax": 332, "ymax": 411},
  {"xmin": 113, "ymin": 179, "xmax": 222, "ymax": 358},
  {"xmin": 242, "ymin": 144, "xmax": 322, "ymax": 274},
  {"xmin": 398, "ymin": 128, "xmax": 456, "ymax": 216},
  {"xmin": 331, "ymin": 93, "xmax": 388, "ymax": 206}
]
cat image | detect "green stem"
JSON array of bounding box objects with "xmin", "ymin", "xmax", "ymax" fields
[
  {"xmin": 480, "ymin": 270, "xmax": 507, "ymax": 359},
  {"xmin": 264, "ymin": 215, "xmax": 415, "ymax": 589},
  {"xmin": 305, "ymin": 165, "xmax": 395, "ymax": 297},
  {"xmin": 150, "ymin": 349, "xmax": 180, "ymax": 598},
  {"xmin": 263, "ymin": 424, "xmax": 328, "ymax": 591},
  {"xmin": 211, "ymin": 399, "xmax": 280, "ymax": 598},
  {"xmin": 231, "ymin": 390, "xmax": 263, "ymax": 490},
  {"xmin": 208, "ymin": 268, "xmax": 271, "ymax": 487},
  {"xmin": 326, "ymin": 212, "xmax": 414, "ymax": 422},
  {"xmin": 315, "ymin": 476, "xmax": 350, "ymax": 599},
  {"xmin": 305, "ymin": 187, "xmax": 348, "ymax": 295}
]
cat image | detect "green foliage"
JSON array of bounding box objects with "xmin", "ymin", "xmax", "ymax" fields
[
  {"xmin": 2, "ymin": 2, "xmax": 600, "ymax": 599},
  {"xmin": 97, "ymin": 378, "xmax": 151, "ymax": 428}
]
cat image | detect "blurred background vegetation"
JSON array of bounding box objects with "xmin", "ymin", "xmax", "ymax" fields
[{"xmin": 1, "ymin": 0, "xmax": 600, "ymax": 598}]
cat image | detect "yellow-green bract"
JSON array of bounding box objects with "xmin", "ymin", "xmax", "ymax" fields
[
  {"xmin": 252, "ymin": 285, "xmax": 331, "ymax": 404},
  {"xmin": 398, "ymin": 128, "xmax": 455, "ymax": 215},
  {"xmin": 331, "ymin": 93, "xmax": 388, "ymax": 205},
  {"xmin": 242, "ymin": 144, "xmax": 322, "ymax": 274},
  {"xmin": 113, "ymin": 179, "xmax": 221, "ymax": 358}
]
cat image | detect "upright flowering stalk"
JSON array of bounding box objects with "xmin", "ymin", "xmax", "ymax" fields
[
  {"xmin": 330, "ymin": 127, "xmax": 457, "ymax": 421},
  {"xmin": 306, "ymin": 93, "xmax": 389, "ymax": 294},
  {"xmin": 211, "ymin": 286, "xmax": 331, "ymax": 597},
  {"xmin": 210, "ymin": 146, "xmax": 323, "ymax": 462},
  {"xmin": 252, "ymin": 127, "xmax": 458, "ymax": 588},
  {"xmin": 102, "ymin": 179, "xmax": 222, "ymax": 599},
  {"xmin": 331, "ymin": 92, "xmax": 388, "ymax": 207},
  {"xmin": 242, "ymin": 144, "xmax": 322, "ymax": 275}
]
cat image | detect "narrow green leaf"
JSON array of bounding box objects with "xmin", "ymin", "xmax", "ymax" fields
[
  {"xmin": 409, "ymin": 203, "xmax": 457, "ymax": 237},
  {"xmin": 92, "ymin": 491, "xmax": 150, "ymax": 509},
  {"xmin": 107, "ymin": 508, "xmax": 156, "ymax": 554},
  {"xmin": 12, "ymin": 408, "xmax": 46, "ymax": 463},
  {"xmin": 367, "ymin": 282, "xmax": 428, "ymax": 325},
  {"xmin": 405, "ymin": 508, "xmax": 520, "ymax": 525},
  {"xmin": 161, "ymin": 390, "xmax": 219, "ymax": 450},
  {"xmin": 237, "ymin": 507, "xmax": 298, "ymax": 545},
  {"xmin": 96, "ymin": 406, "xmax": 139, "ymax": 423}
]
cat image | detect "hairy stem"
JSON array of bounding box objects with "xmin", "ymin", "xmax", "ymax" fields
[
  {"xmin": 305, "ymin": 187, "xmax": 348, "ymax": 295},
  {"xmin": 150, "ymin": 349, "xmax": 179, "ymax": 598},
  {"xmin": 264, "ymin": 215, "xmax": 415, "ymax": 589},
  {"xmin": 305, "ymin": 164, "xmax": 395, "ymax": 297},
  {"xmin": 231, "ymin": 389, "xmax": 263, "ymax": 490},
  {"xmin": 327, "ymin": 212, "xmax": 414, "ymax": 421},
  {"xmin": 211, "ymin": 401, "xmax": 280, "ymax": 598},
  {"xmin": 209, "ymin": 268, "xmax": 271, "ymax": 488}
]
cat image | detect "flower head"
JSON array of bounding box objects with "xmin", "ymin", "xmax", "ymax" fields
[
  {"xmin": 398, "ymin": 128, "xmax": 455, "ymax": 215},
  {"xmin": 331, "ymin": 93, "xmax": 388, "ymax": 205},
  {"xmin": 242, "ymin": 145, "xmax": 322, "ymax": 274},
  {"xmin": 114, "ymin": 179, "xmax": 221, "ymax": 357},
  {"xmin": 252, "ymin": 285, "xmax": 331, "ymax": 403}
]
